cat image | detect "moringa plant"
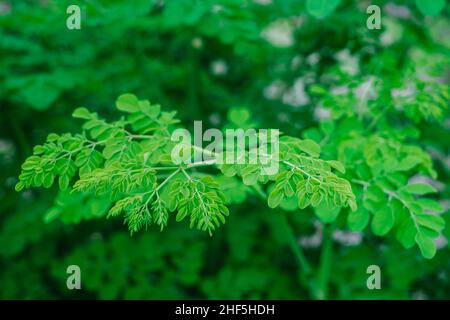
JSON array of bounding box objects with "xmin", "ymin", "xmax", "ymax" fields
[
  {"xmin": 16, "ymin": 94, "xmax": 355, "ymax": 235},
  {"xmin": 16, "ymin": 91, "xmax": 446, "ymax": 259},
  {"xmin": 3, "ymin": 0, "xmax": 450, "ymax": 300}
]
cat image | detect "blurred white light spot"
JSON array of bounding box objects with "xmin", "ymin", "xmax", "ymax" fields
[
  {"xmin": 0, "ymin": 139, "xmax": 15, "ymax": 164},
  {"xmin": 384, "ymin": 3, "xmax": 411, "ymax": 18},
  {"xmin": 212, "ymin": 5, "xmax": 223, "ymax": 13},
  {"xmin": 291, "ymin": 55, "xmax": 302, "ymax": 70},
  {"xmin": 354, "ymin": 77, "xmax": 378, "ymax": 100},
  {"xmin": 253, "ymin": 0, "xmax": 272, "ymax": 5},
  {"xmin": 209, "ymin": 113, "xmax": 221, "ymax": 126},
  {"xmin": 331, "ymin": 85, "xmax": 349, "ymax": 95},
  {"xmin": 277, "ymin": 112, "xmax": 290, "ymax": 123},
  {"xmin": 299, "ymin": 220, "xmax": 323, "ymax": 249},
  {"xmin": 0, "ymin": 2, "xmax": 11, "ymax": 15},
  {"xmin": 380, "ymin": 18, "xmax": 403, "ymax": 46},
  {"xmin": 306, "ymin": 53, "xmax": 320, "ymax": 66},
  {"xmin": 210, "ymin": 59, "xmax": 228, "ymax": 76},
  {"xmin": 332, "ymin": 230, "xmax": 363, "ymax": 246},
  {"xmin": 261, "ymin": 19, "xmax": 294, "ymax": 48},
  {"xmin": 282, "ymin": 78, "xmax": 310, "ymax": 108},
  {"xmin": 435, "ymin": 234, "xmax": 448, "ymax": 250},
  {"xmin": 264, "ymin": 80, "xmax": 286, "ymax": 100},
  {"xmin": 335, "ymin": 49, "xmax": 360, "ymax": 76},
  {"xmin": 314, "ymin": 106, "xmax": 332, "ymax": 120},
  {"xmin": 191, "ymin": 37, "xmax": 203, "ymax": 49}
]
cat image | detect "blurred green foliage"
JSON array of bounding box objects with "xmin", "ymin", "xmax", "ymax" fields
[{"xmin": 1, "ymin": 0, "xmax": 450, "ymax": 299}]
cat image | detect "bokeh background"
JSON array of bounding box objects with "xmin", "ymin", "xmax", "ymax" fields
[{"xmin": 1, "ymin": 0, "xmax": 449, "ymax": 299}]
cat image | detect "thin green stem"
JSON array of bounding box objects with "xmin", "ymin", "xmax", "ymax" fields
[
  {"xmin": 149, "ymin": 166, "xmax": 180, "ymax": 171},
  {"xmin": 383, "ymin": 188, "xmax": 422, "ymax": 237},
  {"xmin": 53, "ymin": 140, "xmax": 106, "ymax": 162},
  {"xmin": 352, "ymin": 178, "xmax": 422, "ymax": 237},
  {"xmin": 280, "ymin": 214, "xmax": 312, "ymax": 275},
  {"xmin": 144, "ymin": 167, "xmax": 181, "ymax": 205},
  {"xmin": 316, "ymin": 223, "xmax": 334, "ymax": 300},
  {"xmin": 186, "ymin": 159, "xmax": 217, "ymax": 168},
  {"xmin": 251, "ymin": 184, "xmax": 266, "ymax": 200},
  {"xmin": 351, "ymin": 179, "xmax": 370, "ymax": 188},
  {"xmin": 367, "ymin": 103, "xmax": 391, "ymax": 130},
  {"xmin": 283, "ymin": 160, "xmax": 322, "ymax": 184},
  {"xmin": 9, "ymin": 112, "xmax": 30, "ymax": 157},
  {"xmin": 250, "ymin": 186, "xmax": 313, "ymax": 291}
]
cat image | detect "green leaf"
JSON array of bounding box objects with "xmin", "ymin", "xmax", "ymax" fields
[
  {"xmin": 242, "ymin": 173, "xmax": 259, "ymax": 186},
  {"xmin": 415, "ymin": 233, "xmax": 437, "ymax": 259},
  {"xmin": 33, "ymin": 171, "xmax": 44, "ymax": 187},
  {"xmin": 315, "ymin": 205, "xmax": 340, "ymax": 223},
  {"xmin": 396, "ymin": 156, "xmax": 422, "ymax": 171},
  {"xmin": 416, "ymin": 214, "xmax": 445, "ymax": 232},
  {"xmin": 298, "ymin": 139, "xmax": 321, "ymax": 157},
  {"xmin": 22, "ymin": 79, "xmax": 60, "ymax": 110},
  {"xmin": 176, "ymin": 207, "xmax": 188, "ymax": 222},
  {"xmin": 328, "ymin": 160, "xmax": 345, "ymax": 173},
  {"xmin": 297, "ymin": 192, "xmax": 310, "ymax": 209},
  {"xmin": 420, "ymin": 226, "xmax": 439, "ymax": 239},
  {"xmin": 21, "ymin": 155, "xmax": 40, "ymax": 170},
  {"xmin": 116, "ymin": 93, "xmax": 140, "ymax": 113},
  {"xmin": 138, "ymin": 100, "xmax": 161, "ymax": 119},
  {"xmin": 72, "ymin": 107, "xmax": 92, "ymax": 119},
  {"xmin": 396, "ymin": 218, "xmax": 417, "ymax": 249},
  {"xmin": 268, "ymin": 188, "xmax": 284, "ymax": 208},
  {"xmin": 404, "ymin": 183, "xmax": 437, "ymax": 195},
  {"xmin": 416, "ymin": 0, "xmax": 445, "ymax": 16},
  {"xmin": 371, "ymin": 208, "xmax": 394, "ymax": 236},
  {"xmin": 347, "ymin": 207, "xmax": 370, "ymax": 231},
  {"xmin": 416, "ymin": 199, "xmax": 444, "ymax": 213},
  {"xmin": 310, "ymin": 191, "xmax": 323, "ymax": 207},
  {"xmin": 33, "ymin": 145, "xmax": 45, "ymax": 155},
  {"xmin": 366, "ymin": 185, "xmax": 385, "ymax": 201},
  {"xmin": 309, "ymin": 84, "xmax": 328, "ymax": 96},
  {"xmin": 43, "ymin": 208, "xmax": 60, "ymax": 223},
  {"xmin": 43, "ymin": 173, "xmax": 54, "ymax": 188},
  {"xmin": 228, "ymin": 108, "xmax": 251, "ymax": 126},
  {"xmin": 59, "ymin": 175, "xmax": 70, "ymax": 190},
  {"xmin": 306, "ymin": 0, "xmax": 341, "ymax": 19},
  {"xmin": 15, "ymin": 182, "xmax": 24, "ymax": 192},
  {"xmin": 102, "ymin": 141, "xmax": 124, "ymax": 160},
  {"xmin": 219, "ymin": 164, "xmax": 237, "ymax": 177},
  {"xmin": 47, "ymin": 133, "xmax": 59, "ymax": 142}
]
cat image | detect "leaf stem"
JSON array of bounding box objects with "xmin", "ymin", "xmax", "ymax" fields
[
  {"xmin": 144, "ymin": 167, "xmax": 181, "ymax": 205},
  {"xmin": 250, "ymin": 186, "xmax": 314, "ymax": 293},
  {"xmin": 283, "ymin": 160, "xmax": 322, "ymax": 184},
  {"xmin": 316, "ymin": 223, "xmax": 334, "ymax": 300},
  {"xmin": 282, "ymin": 214, "xmax": 312, "ymax": 274}
]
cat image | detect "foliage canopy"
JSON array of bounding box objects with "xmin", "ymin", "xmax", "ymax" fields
[{"xmin": 1, "ymin": 0, "xmax": 449, "ymax": 299}]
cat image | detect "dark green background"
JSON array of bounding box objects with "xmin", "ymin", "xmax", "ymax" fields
[{"xmin": 1, "ymin": 0, "xmax": 449, "ymax": 299}]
